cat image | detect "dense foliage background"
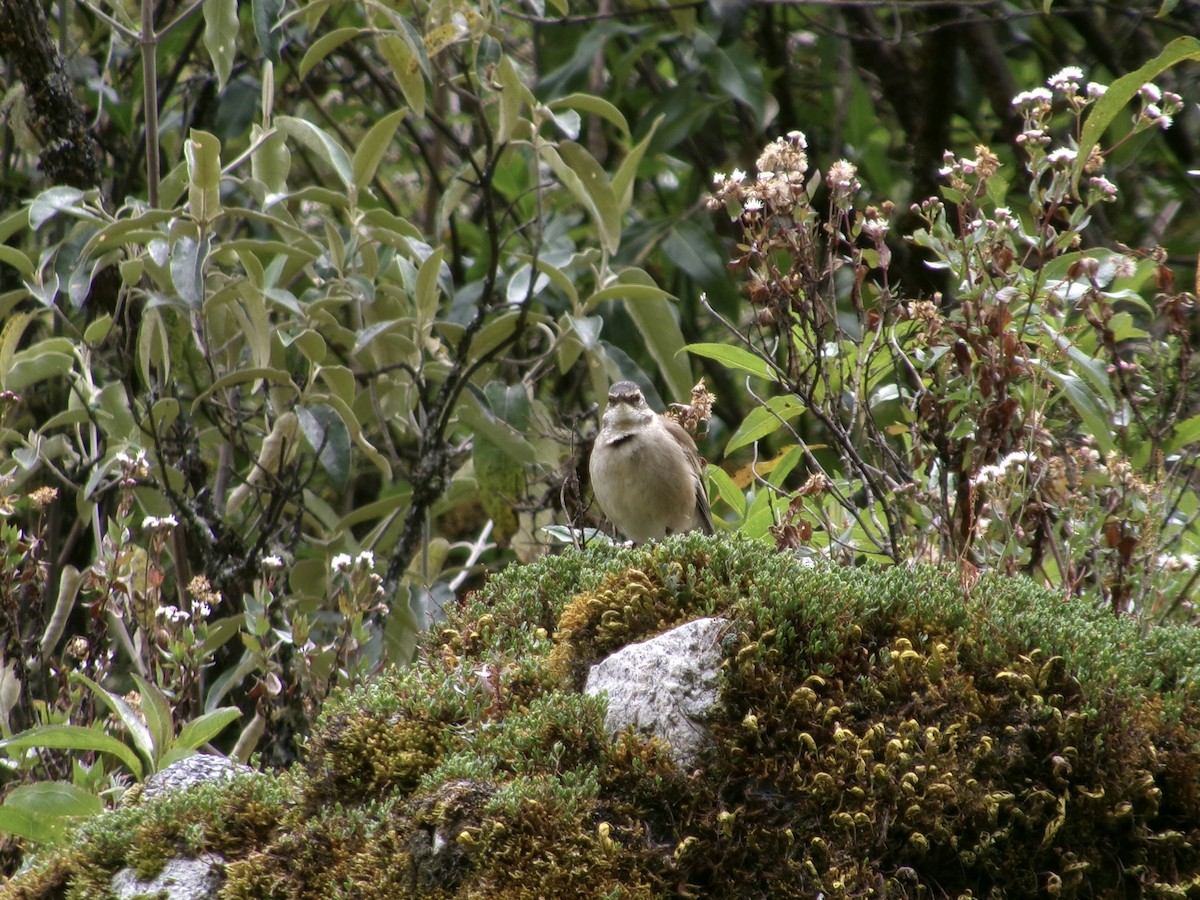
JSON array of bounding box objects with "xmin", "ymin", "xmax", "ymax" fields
[{"xmin": 0, "ymin": 0, "xmax": 1198, "ymax": 869}]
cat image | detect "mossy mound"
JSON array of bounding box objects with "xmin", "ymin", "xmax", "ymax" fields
[{"xmin": 6, "ymin": 535, "xmax": 1200, "ymax": 898}]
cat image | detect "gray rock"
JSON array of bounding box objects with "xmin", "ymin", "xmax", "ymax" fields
[
  {"xmin": 141, "ymin": 754, "xmax": 254, "ymax": 802},
  {"xmin": 112, "ymin": 854, "xmax": 225, "ymax": 900},
  {"xmin": 584, "ymin": 616, "xmax": 730, "ymax": 766}
]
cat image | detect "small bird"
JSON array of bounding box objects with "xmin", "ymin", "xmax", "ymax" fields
[{"xmin": 589, "ymin": 381, "xmax": 714, "ymax": 543}]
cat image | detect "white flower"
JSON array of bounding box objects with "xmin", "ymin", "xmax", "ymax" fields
[
  {"xmin": 971, "ymin": 465, "xmax": 1004, "ymax": 486},
  {"xmin": 262, "ymin": 555, "xmax": 284, "ymax": 569},
  {"xmin": 157, "ymin": 604, "xmax": 190, "ymax": 624},
  {"xmin": 785, "ymin": 130, "xmax": 807, "ymax": 147},
  {"xmin": 1089, "ymin": 175, "xmax": 1118, "ymax": 199},
  {"xmin": 712, "ymin": 172, "xmax": 727, "ymax": 185},
  {"xmin": 194, "ymin": 600, "xmax": 212, "ymax": 619},
  {"xmin": 826, "ymin": 160, "xmax": 859, "ymax": 198},
  {"xmin": 143, "ymin": 515, "xmax": 178, "ymax": 530},
  {"xmin": 331, "ymin": 553, "xmax": 353, "ymax": 573},
  {"xmin": 862, "ymin": 218, "xmax": 889, "ymax": 241},
  {"xmin": 730, "ymin": 168, "xmax": 747, "ymax": 185},
  {"xmin": 742, "ymin": 198, "xmax": 764, "ymax": 212},
  {"xmin": 1048, "ymin": 66, "xmax": 1083, "ymax": 90},
  {"xmin": 1046, "ymin": 147, "xmax": 1077, "ymax": 165},
  {"xmin": 1086, "ymin": 82, "xmax": 1107, "ymax": 98},
  {"xmin": 1012, "ymin": 88, "xmax": 1053, "ymax": 107},
  {"xmin": 999, "ymin": 451, "xmax": 1032, "ymax": 470},
  {"xmin": 356, "ymin": 550, "xmax": 376, "ymax": 569},
  {"xmin": 1139, "ymin": 82, "xmax": 1162, "ymax": 103}
]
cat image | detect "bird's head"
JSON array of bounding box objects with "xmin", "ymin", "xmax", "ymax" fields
[{"xmin": 602, "ymin": 381, "xmax": 654, "ymax": 430}]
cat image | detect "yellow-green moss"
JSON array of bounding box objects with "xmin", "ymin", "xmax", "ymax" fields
[{"xmin": 8, "ymin": 535, "xmax": 1200, "ymax": 898}]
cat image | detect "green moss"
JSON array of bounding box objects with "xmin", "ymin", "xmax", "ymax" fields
[{"xmin": 8, "ymin": 534, "xmax": 1200, "ymax": 898}]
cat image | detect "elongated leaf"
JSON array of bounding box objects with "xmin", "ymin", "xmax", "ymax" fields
[
  {"xmin": 170, "ymin": 234, "xmax": 207, "ymax": 308},
  {"xmin": 173, "ymin": 707, "xmax": 241, "ymax": 751},
  {"xmin": 379, "ymin": 34, "xmax": 427, "ymax": 118},
  {"xmin": 28, "ymin": 186, "xmax": 89, "ymax": 230},
  {"xmin": 1169, "ymin": 413, "xmax": 1200, "ymax": 453},
  {"xmin": 415, "ymin": 245, "xmax": 446, "ymax": 322},
  {"xmin": 1074, "ymin": 37, "xmax": 1200, "ymax": 190},
  {"xmin": 297, "ymin": 403, "xmax": 351, "ymax": 486},
  {"xmin": 352, "ymin": 109, "xmax": 406, "ymax": 192},
  {"xmin": 612, "ymin": 115, "xmax": 661, "ymax": 214},
  {"xmin": 185, "ymin": 130, "xmax": 222, "ymax": 222},
  {"xmin": 71, "ymin": 672, "xmax": 155, "ymax": 765},
  {"xmin": 203, "ymin": 0, "xmax": 239, "ymax": 91},
  {"xmin": 548, "ymin": 93, "xmax": 629, "ymax": 138},
  {"xmin": 558, "ymin": 141, "xmax": 620, "ymax": 252},
  {"xmin": 276, "ymin": 117, "xmax": 353, "ymax": 189},
  {"xmin": 620, "ymin": 291, "xmax": 691, "ymax": 402},
  {"xmin": 0, "ymin": 724, "xmax": 142, "ymax": 779},
  {"xmin": 1046, "ymin": 370, "xmax": 1115, "ymax": 453},
  {"xmin": 0, "ymin": 782, "xmax": 101, "ymax": 841},
  {"xmin": 299, "ymin": 28, "xmax": 364, "ymax": 79},
  {"xmin": 130, "ymin": 675, "xmax": 173, "ymax": 761},
  {"xmin": 0, "ymin": 245, "xmax": 34, "ymax": 279},
  {"xmin": 685, "ymin": 342, "xmax": 774, "ymax": 379},
  {"xmin": 457, "ymin": 396, "xmax": 537, "ymax": 464},
  {"xmin": 726, "ymin": 395, "xmax": 806, "ymax": 454},
  {"xmin": 541, "ymin": 144, "xmax": 620, "ymax": 254},
  {"xmin": 252, "ymin": 0, "xmax": 283, "ymax": 61},
  {"xmin": 190, "ymin": 367, "xmax": 296, "ymax": 415},
  {"xmin": 708, "ymin": 465, "xmax": 746, "ymax": 519}
]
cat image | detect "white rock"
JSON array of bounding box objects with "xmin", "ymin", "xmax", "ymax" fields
[
  {"xmin": 584, "ymin": 616, "xmax": 729, "ymax": 766},
  {"xmin": 112, "ymin": 854, "xmax": 224, "ymax": 900}
]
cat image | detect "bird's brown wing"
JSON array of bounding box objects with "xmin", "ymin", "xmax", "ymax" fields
[{"xmin": 664, "ymin": 417, "xmax": 715, "ymax": 534}]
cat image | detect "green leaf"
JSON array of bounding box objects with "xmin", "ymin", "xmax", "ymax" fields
[
  {"xmin": 28, "ymin": 186, "xmax": 91, "ymax": 230},
  {"xmin": 685, "ymin": 342, "xmax": 773, "ymax": 380},
  {"xmin": 130, "ymin": 675, "xmax": 174, "ymax": 763},
  {"xmin": 191, "ymin": 367, "xmax": 296, "ymax": 415},
  {"xmin": 299, "ymin": 27, "xmax": 365, "ymax": 80},
  {"xmin": 726, "ymin": 395, "xmax": 806, "ymax": 455},
  {"xmin": 495, "ymin": 56, "xmax": 532, "ymax": 144},
  {"xmin": 203, "ymin": 0, "xmax": 239, "ymax": 91},
  {"xmin": 415, "ymin": 245, "xmax": 446, "ymax": 322},
  {"xmin": 547, "ymin": 94, "xmax": 629, "ymax": 138},
  {"xmin": 1169, "ymin": 413, "xmax": 1200, "ymax": 453},
  {"xmin": 137, "ymin": 308, "xmax": 171, "ymax": 389},
  {"xmin": 457, "ymin": 395, "xmax": 537, "ymax": 464},
  {"xmin": 173, "ymin": 708, "xmax": 241, "ymax": 751},
  {"xmin": 620, "ymin": 290, "xmax": 692, "ymax": 403},
  {"xmin": 1074, "ymin": 36, "xmax": 1200, "ymax": 190},
  {"xmin": 297, "ymin": 403, "xmax": 351, "ymax": 486},
  {"xmin": 612, "ymin": 116, "xmax": 661, "ymax": 217},
  {"xmin": 252, "ymin": 0, "xmax": 283, "ymax": 62},
  {"xmin": 709, "ymin": 465, "xmax": 746, "ymax": 519},
  {"xmin": 185, "ymin": 130, "xmax": 222, "ymax": 222},
  {"xmin": 545, "ymin": 142, "xmax": 620, "ymax": 254},
  {"xmin": 170, "ymin": 234, "xmax": 209, "ymax": 308},
  {"xmin": 0, "ymin": 783, "xmax": 101, "ymax": 842},
  {"xmin": 352, "ymin": 109, "xmax": 406, "ymax": 193},
  {"xmin": 0, "ymin": 244, "xmax": 34, "ymax": 279},
  {"xmin": 71, "ymin": 672, "xmax": 156, "ymax": 766},
  {"xmin": 0, "ymin": 724, "xmax": 143, "ymax": 779},
  {"xmin": 276, "ymin": 116, "xmax": 353, "ymax": 190},
  {"xmin": 1045, "ymin": 370, "xmax": 1115, "ymax": 454},
  {"xmin": 379, "ymin": 34, "xmax": 427, "ymax": 118},
  {"xmin": 3, "ymin": 343, "xmax": 75, "ymax": 392}
]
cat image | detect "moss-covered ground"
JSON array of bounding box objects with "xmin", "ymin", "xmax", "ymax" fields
[{"xmin": 6, "ymin": 534, "xmax": 1200, "ymax": 898}]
